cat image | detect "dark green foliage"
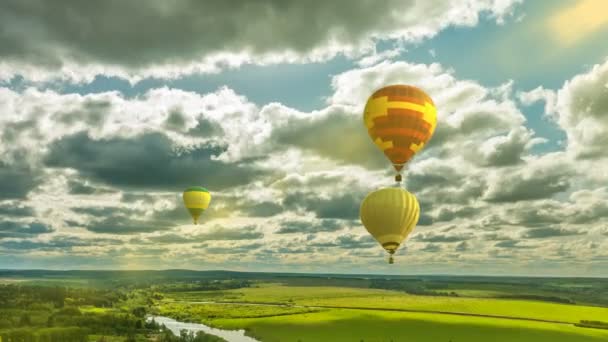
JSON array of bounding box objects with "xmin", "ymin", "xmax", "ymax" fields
[
  {"xmin": 575, "ymin": 320, "xmax": 608, "ymax": 330},
  {"xmin": 0, "ymin": 326, "xmax": 88, "ymax": 342}
]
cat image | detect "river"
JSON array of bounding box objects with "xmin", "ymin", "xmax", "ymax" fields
[{"xmin": 147, "ymin": 315, "xmax": 261, "ymax": 342}]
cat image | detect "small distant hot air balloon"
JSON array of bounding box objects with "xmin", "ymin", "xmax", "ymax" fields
[
  {"xmin": 360, "ymin": 187, "xmax": 420, "ymax": 264},
  {"xmin": 363, "ymin": 85, "xmax": 437, "ymax": 182},
  {"xmin": 182, "ymin": 186, "xmax": 211, "ymax": 224}
]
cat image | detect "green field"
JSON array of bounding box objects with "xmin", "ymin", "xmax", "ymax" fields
[
  {"xmin": 214, "ymin": 309, "xmax": 608, "ymax": 342},
  {"xmin": 161, "ymin": 284, "xmax": 608, "ymax": 341},
  {"xmin": 2, "ymin": 270, "xmax": 608, "ymax": 341}
]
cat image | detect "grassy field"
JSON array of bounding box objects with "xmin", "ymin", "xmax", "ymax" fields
[
  {"xmin": 164, "ymin": 285, "xmax": 608, "ymax": 324},
  {"xmin": 213, "ymin": 309, "xmax": 608, "ymax": 342},
  {"xmin": 160, "ymin": 284, "xmax": 608, "ymax": 341},
  {"xmin": 2, "ymin": 271, "xmax": 607, "ymax": 341}
]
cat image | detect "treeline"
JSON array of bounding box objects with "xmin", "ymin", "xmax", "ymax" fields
[
  {"xmin": 158, "ymin": 280, "xmax": 251, "ymax": 292},
  {"xmin": 575, "ymin": 320, "xmax": 608, "ymax": 330},
  {"xmin": 0, "ymin": 284, "xmax": 124, "ymax": 309},
  {"xmin": 0, "ymin": 326, "xmax": 88, "ymax": 342},
  {"xmin": 157, "ymin": 329, "xmax": 227, "ymax": 342},
  {"xmin": 369, "ymin": 280, "xmax": 459, "ymax": 297},
  {"xmin": 496, "ymin": 294, "xmax": 573, "ymax": 304}
]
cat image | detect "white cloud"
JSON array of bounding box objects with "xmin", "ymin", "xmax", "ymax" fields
[
  {"xmin": 554, "ymin": 59, "xmax": 608, "ymax": 158},
  {"xmin": 3, "ymin": 56, "xmax": 608, "ymax": 275}
]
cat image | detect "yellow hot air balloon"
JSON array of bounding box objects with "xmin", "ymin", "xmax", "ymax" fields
[
  {"xmin": 182, "ymin": 186, "xmax": 211, "ymax": 224},
  {"xmin": 360, "ymin": 187, "xmax": 420, "ymax": 264},
  {"xmin": 363, "ymin": 85, "xmax": 437, "ymax": 182}
]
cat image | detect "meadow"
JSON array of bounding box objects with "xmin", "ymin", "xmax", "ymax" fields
[
  {"xmin": 156, "ymin": 283, "xmax": 608, "ymax": 341},
  {"xmin": 1, "ymin": 270, "xmax": 608, "ymax": 341}
]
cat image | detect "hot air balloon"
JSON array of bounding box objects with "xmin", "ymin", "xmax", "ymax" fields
[
  {"xmin": 360, "ymin": 187, "xmax": 420, "ymax": 264},
  {"xmin": 182, "ymin": 186, "xmax": 211, "ymax": 224},
  {"xmin": 363, "ymin": 85, "xmax": 437, "ymax": 182}
]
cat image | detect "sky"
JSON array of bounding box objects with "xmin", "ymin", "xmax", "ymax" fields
[{"xmin": 1, "ymin": 0, "xmax": 607, "ymax": 276}]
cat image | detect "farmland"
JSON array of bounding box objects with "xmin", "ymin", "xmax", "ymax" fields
[{"xmin": 1, "ymin": 270, "xmax": 608, "ymax": 341}]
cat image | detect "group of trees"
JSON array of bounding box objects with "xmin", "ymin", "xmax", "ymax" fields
[
  {"xmin": 0, "ymin": 282, "xmax": 234, "ymax": 341},
  {"xmin": 369, "ymin": 279, "xmax": 459, "ymax": 297},
  {"xmin": 157, "ymin": 280, "xmax": 251, "ymax": 292}
]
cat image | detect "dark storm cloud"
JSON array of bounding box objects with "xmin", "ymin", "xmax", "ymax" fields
[
  {"xmin": 69, "ymin": 204, "xmax": 173, "ymax": 235},
  {"xmin": 241, "ymin": 202, "xmax": 283, "ymax": 218},
  {"xmin": 0, "ymin": 161, "xmax": 42, "ymax": 199},
  {"xmin": 417, "ymin": 213, "xmax": 434, "ymax": 226},
  {"xmin": 187, "ymin": 117, "xmax": 224, "ymax": 138},
  {"xmin": 164, "ymin": 108, "xmax": 188, "ymax": 131},
  {"xmin": 67, "ymin": 180, "xmax": 98, "ymax": 195},
  {"xmin": 81, "ymin": 216, "xmax": 170, "ymax": 235},
  {"xmin": 0, "ymin": 235, "xmax": 120, "ymax": 251},
  {"xmin": 406, "ymin": 165, "xmax": 486, "ymax": 205},
  {"xmin": 420, "ymin": 243, "xmax": 441, "ymax": 252},
  {"xmin": 508, "ymin": 206, "xmax": 563, "ymax": 227},
  {"xmin": 494, "ymin": 240, "xmax": 532, "ymax": 249},
  {"xmin": 55, "ymin": 99, "xmax": 109, "ymax": 126},
  {"xmin": 197, "ymin": 226, "xmax": 263, "ymax": 241},
  {"xmin": 484, "ymin": 166, "xmax": 572, "ymax": 203},
  {"xmin": 455, "ymin": 241, "xmax": 468, "ymax": 252},
  {"xmin": 283, "ymin": 191, "xmax": 360, "ymax": 220},
  {"xmin": 522, "ymin": 227, "xmax": 585, "ymax": 239},
  {"xmin": 482, "ymin": 233, "xmax": 513, "ymax": 241},
  {"xmin": 202, "ymin": 242, "xmax": 264, "ymax": 254},
  {"xmin": 309, "ymin": 234, "xmax": 375, "ymax": 249},
  {"xmin": 275, "ymin": 219, "xmax": 343, "ymax": 234},
  {"xmin": 145, "ymin": 227, "xmax": 262, "ymax": 244},
  {"xmin": 0, "ymin": 204, "xmax": 35, "ymax": 217},
  {"xmin": 567, "ymin": 202, "xmax": 608, "ymax": 225},
  {"xmin": 0, "ymin": 0, "xmax": 504, "ymax": 76},
  {"xmin": 67, "ymin": 179, "xmax": 114, "ymax": 195},
  {"xmin": 415, "ymin": 232, "xmax": 471, "ymax": 243},
  {"xmin": 44, "ymin": 132, "xmax": 268, "ymax": 191},
  {"xmin": 72, "ymin": 206, "xmax": 137, "ymax": 217},
  {"xmin": 0, "ymin": 221, "xmax": 54, "ymax": 238},
  {"xmin": 435, "ymin": 206, "xmax": 478, "ymax": 223}
]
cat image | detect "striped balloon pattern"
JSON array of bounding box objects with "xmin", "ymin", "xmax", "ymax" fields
[{"xmin": 363, "ymin": 85, "xmax": 437, "ymax": 172}]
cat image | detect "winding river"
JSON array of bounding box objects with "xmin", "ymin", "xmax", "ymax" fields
[{"xmin": 147, "ymin": 315, "xmax": 260, "ymax": 342}]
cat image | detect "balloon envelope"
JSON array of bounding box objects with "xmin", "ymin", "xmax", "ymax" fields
[
  {"xmin": 360, "ymin": 187, "xmax": 420, "ymax": 263},
  {"xmin": 363, "ymin": 85, "xmax": 437, "ymax": 173},
  {"xmin": 182, "ymin": 186, "xmax": 211, "ymax": 224}
]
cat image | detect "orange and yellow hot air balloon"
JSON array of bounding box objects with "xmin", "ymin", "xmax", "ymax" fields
[{"xmin": 363, "ymin": 85, "xmax": 437, "ymax": 182}]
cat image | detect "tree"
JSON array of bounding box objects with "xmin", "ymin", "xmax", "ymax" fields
[{"xmin": 19, "ymin": 313, "xmax": 31, "ymax": 326}]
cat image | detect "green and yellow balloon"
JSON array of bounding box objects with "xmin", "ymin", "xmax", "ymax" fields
[{"xmin": 182, "ymin": 186, "xmax": 211, "ymax": 224}]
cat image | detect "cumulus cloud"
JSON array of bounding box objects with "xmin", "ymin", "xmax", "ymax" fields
[
  {"xmin": 1, "ymin": 50, "xmax": 608, "ymax": 275},
  {"xmin": 0, "ymin": 0, "xmax": 521, "ymax": 82},
  {"xmin": 45, "ymin": 131, "xmax": 269, "ymax": 191},
  {"xmin": 482, "ymin": 154, "xmax": 573, "ymax": 202},
  {"xmin": 0, "ymin": 221, "xmax": 54, "ymax": 239},
  {"xmin": 522, "ymin": 227, "xmax": 585, "ymax": 239},
  {"xmin": 553, "ymin": 59, "xmax": 608, "ymax": 158}
]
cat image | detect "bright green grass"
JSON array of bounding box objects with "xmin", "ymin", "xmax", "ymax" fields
[
  {"xmin": 214, "ymin": 309, "xmax": 608, "ymax": 342},
  {"xmin": 79, "ymin": 306, "xmax": 116, "ymax": 314},
  {"xmin": 296, "ymin": 293, "xmax": 608, "ymax": 323},
  {"xmin": 167, "ymin": 285, "xmax": 608, "ymax": 324}
]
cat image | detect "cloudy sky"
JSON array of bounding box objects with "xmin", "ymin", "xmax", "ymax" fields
[{"xmin": 1, "ymin": 0, "xmax": 607, "ymax": 276}]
